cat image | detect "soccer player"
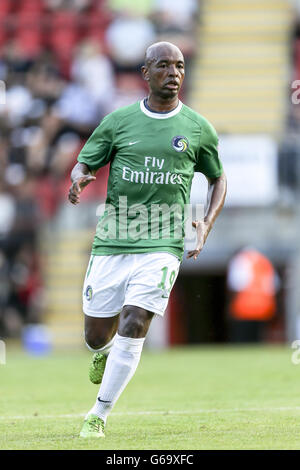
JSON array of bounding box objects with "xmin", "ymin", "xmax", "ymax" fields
[{"xmin": 68, "ymin": 42, "xmax": 227, "ymax": 438}]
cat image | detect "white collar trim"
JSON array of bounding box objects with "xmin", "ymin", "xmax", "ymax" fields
[{"xmin": 140, "ymin": 99, "xmax": 183, "ymax": 119}]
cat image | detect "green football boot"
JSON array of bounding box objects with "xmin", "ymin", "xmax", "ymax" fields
[
  {"xmin": 89, "ymin": 353, "xmax": 107, "ymax": 384},
  {"xmin": 79, "ymin": 414, "xmax": 105, "ymax": 438}
]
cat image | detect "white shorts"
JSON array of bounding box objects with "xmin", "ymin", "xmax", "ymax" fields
[{"xmin": 82, "ymin": 252, "xmax": 180, "ymax": 318}]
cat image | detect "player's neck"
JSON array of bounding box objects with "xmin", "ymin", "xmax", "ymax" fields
[{"xmin": 146, "ymin": 95, "xmax": 179, "ymax": 113}]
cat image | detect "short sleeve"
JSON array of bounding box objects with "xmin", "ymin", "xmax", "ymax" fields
[
  {"xmin": 194, "ymin": 118, "xmax": 223, "ymax": 178},
  {"xmin": 77, "ymin": 114, "xmax": 116, "ymax": 171}
]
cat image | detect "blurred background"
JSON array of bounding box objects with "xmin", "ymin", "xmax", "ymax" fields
[{"xmin": 0, "ymin": 0, "xmax": 299, "ymax": 352}]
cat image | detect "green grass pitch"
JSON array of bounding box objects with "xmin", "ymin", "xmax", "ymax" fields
[{"xmin": 0, "ymin": 343, "xmax": 300, "ymax": 450}]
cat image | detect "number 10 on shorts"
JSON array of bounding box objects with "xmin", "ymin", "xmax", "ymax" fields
[{"xmin": 157, "ymin": 266, "xmax": 177, "ymax": 298}]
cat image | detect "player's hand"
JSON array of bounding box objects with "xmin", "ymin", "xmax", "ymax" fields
[
  {"xmin": 68, "ymin": 175, "xmax": 96, "ymax": 205},
  {"xmin": 187, "ymin": 220, "xmax": 211, "ymax": 260}
]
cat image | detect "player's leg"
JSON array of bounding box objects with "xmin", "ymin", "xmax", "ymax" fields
[
  {"xmin": 118, "ymin": 304, "xmax": 154, "ymax": 338},
  {"xmin": 80, "ymin": 252, "xmax": 180, "ymax": 437},
  {"xmin": 84, "ymin": 314, "xmax": 119, "ymax": 384},
  {"xmin": 80, "ymin": 315, "xmax": 122, "ymax": 438},
  {"xmin": 80, "ymin": 254, "xmax": 132, "ymax": 437},
  {"xmin": 85, "ymin": 253, "xmax": 180, "ymax": 431},
  {"xmin": 82, "ymin": 254, "xmax": 129, "ymax": 386},
  {"xmin": 83, "ymin": 305, "xmax": 154, "ymax": 431},
  {"xmin": 84, "ymin": 314, "xmax": 119, "ymax": 352}
]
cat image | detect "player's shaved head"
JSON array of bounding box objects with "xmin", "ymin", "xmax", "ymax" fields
[
  {"xmin": 141, "ymin": 41, "xmax": 185, "ymax": 108},
  {"xmin": 144, "ymin": 42, "xmax": 184, "ymax": 67}
]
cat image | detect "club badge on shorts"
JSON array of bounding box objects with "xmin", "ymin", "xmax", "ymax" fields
[{"xmin": 85, "ymin": 285, "xmax": 93, "ymax": 301}]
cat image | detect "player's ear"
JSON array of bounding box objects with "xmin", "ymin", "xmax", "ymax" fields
[{"xmin": 141, "ymin": 65, "xmax": 149, "ymax": 81}]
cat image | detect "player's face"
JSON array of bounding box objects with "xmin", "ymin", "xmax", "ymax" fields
[{"xmin": 144, "ymin": 48, "xmax": 185, "ymax": 99}]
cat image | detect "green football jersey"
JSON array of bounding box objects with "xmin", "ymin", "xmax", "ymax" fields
[{"xmin": 77, "ymin": 99, "xmax": 223, "ymax": 260}]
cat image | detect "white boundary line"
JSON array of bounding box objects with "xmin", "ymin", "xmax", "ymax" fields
[{"xmin": 1, "ymin": 406, "xmax": 300, "ymax": 420}]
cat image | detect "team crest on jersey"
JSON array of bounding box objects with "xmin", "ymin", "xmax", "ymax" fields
[
  {"xmin": 85, "ymin": 285, "xmax": 93, "ymax": 301},
  {"xmin": 172, "ymin": 136, "xmax": 189, "ymax": 152}
]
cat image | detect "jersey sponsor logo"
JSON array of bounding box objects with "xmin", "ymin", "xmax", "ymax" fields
[
  {"xmin": 172, "ymin": 135, "xmax": 189, "ymax": 152},
  {"xmin": 85, "ymin": 285, "xmax": 93, "ymax": 301},
  {"xmin": 121, "ymin": 155, "xmax": 183, "ymax": 185},
  {"xmin": 122, "ymin": 166, "xmax": 183, "ymax": 185}
]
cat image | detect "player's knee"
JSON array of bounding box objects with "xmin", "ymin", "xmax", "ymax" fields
[
  {"xmin": 85, "ymin": 330, "xmax": 111, "ymax": 351},
  {"xmin": 84, "ymin": 314, "xmax": 119, "ymax": 351},
  {"xmin": 119, "ymin": 306, "xmax": 152, "ymax": 338}
]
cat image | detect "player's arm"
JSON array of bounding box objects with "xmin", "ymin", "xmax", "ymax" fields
[
  {"xmin": 187, "ymin": 172, "xmax": 227, "ymax": 260},
  {"xmin": 68, "ymin": 114, "xmax": 115, "ymax": 205},
  {"xmin": 68, "ymin": 162, "xmax": 96, "ymax": 205}
]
